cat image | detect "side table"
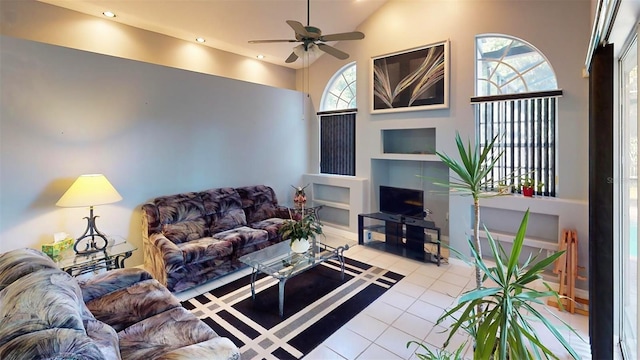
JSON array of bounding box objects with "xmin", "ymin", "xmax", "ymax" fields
[{"xmin": 55, "ymin": 241, "xmax": 137, "ymax": 277}]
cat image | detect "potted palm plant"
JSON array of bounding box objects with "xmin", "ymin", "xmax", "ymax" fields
[
  {"xmin": 434, "ymin": 131, "xmax": 505, "ymax": 304},
  {"xmin": 435, "ymin": 210, "xmax": 581, "ymax": 360},
  {"xmin": 278, "ymin": 209, "xmax": 323, "ymax": 253}
]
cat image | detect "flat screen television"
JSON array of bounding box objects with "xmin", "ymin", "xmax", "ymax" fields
[{"xmin": 379, "ymin": 185, "xmax": 424, "ymax": 218}]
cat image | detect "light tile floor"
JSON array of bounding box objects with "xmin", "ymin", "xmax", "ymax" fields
[{"xmin": 174, "ymin": 233, "xmax": 592, "ymax": 360}]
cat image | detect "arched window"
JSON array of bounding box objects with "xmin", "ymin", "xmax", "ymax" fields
[
  {"xmin": 318, "ymin": 62, "xmax": 357, "ymax": 175},
  {"xmin": 320, "ymin": 62, "xmax": 356, "ymax": 111},
  {"xmin": 476, "ymin": 35, "xmax": 557, "ymax": 96},
  {"xmin": 473, "ymin": 35, "xmax": 562, "ymax": 197}
]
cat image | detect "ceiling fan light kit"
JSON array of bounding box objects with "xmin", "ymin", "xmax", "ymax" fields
[{"xmin": 248, "ymin": 0, "xmax": 364, "ymax": 63}]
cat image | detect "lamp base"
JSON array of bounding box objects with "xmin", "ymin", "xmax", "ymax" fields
[
  {"xmin": 73, "ymin": 206, "xmax": 109, "ymax": 255},
  {"xmin": 74, "ymin": 233, "xmax": 108, "ymax": 255}
]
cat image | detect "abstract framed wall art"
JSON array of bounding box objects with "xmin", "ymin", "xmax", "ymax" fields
[{"xmin": 371, "ymin": 40, "xmax": 449, "ymax": 113}]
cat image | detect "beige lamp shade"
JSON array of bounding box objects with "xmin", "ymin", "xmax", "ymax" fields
[{"xmin": 56, "ymin": 174, "xmax": 122, "ymax": 208}]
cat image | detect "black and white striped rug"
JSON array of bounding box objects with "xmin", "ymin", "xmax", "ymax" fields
[{"xmin": 181, "ymin": 257, "xmax": 403, "ymax": 359}]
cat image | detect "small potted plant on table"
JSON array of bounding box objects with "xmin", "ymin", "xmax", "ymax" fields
[
  {"xmin": 278, "ymin": 209, "xmax": 323, "ymax": 253},
  {"xmin": 497, "ymin": 181, "xmax": 512, "ymax": 194},
  {"xmin": 522, "ymin": 177, "xmax": 535, "ymax": 197}
]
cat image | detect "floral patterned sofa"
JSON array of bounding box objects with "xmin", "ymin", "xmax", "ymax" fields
[
  {"xmin": 142, "ymin": 185, "xmax": 291, "ymax": 292},
  {"xmin": 0, "ymin": 248, "xmax": 239, "ymax": 360}
]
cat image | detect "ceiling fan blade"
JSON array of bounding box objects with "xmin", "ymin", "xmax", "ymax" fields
[
  {"xmin": 320, "ymin": 31, "xmax": 365, "ymax": 42},
  {"xmin": 285, "ymin": 51, "xmax": 299, "ymax": 63},
  {"xmin": 317, "ymin": 43, "xmax": 349, "ymax": 60},
  {"xmin": 249, "ymin": 39, "xmax": 298, "ymax": 44},
  {"xmin": 286, "ymin": 20, "xmax": 311, "ymax": 37}
]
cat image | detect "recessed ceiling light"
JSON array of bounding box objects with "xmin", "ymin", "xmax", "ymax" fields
[
  {"xmin": 102, "ymin": 11, "xmax": 116, "ymax": 18},
  {"xmin": 195, "ymin": 37, "xmax": 206, "ymax": 43},
  {"xmin": 256, "ymin": 54, "xmax": 265, "ymax": 59}
]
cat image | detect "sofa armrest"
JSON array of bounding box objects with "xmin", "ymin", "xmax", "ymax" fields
[
  {"xmin": 79, "ymin": 268, "xmax": 153, "ymax": 303},
  {"xmin": 156, "ymin": 337, "xmax": 240, "ymax": 360},
  {"xmin": 143, "ymin": 233, "xmax": 184, "ymax": 288}
]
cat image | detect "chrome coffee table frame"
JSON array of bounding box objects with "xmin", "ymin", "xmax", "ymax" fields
[{"xmin": 239, "ymin": 240, "xmax": 349, "ymax": 317}]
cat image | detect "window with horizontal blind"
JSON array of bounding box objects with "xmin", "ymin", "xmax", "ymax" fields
[{"xmin": 475, "ymin": 35, "xmax": 561, "ymax": 196}]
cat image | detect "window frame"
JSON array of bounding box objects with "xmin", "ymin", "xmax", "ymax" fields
[
  {"xmin": 474, "ymin": 34, "xmax": 561, "ymax": 197},
  {"xmin": 320, "ymin": 62, "xmax": 357, "ymax": 112},
  {"xmin": 318, "ymin": 62, "xmax": 358, "ymax": 176}
]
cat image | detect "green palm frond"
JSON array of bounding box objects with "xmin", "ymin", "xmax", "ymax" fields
[
  {"xmin": 278, "ymin": 213, "xmax": 323, "ymax": 243},
  {"xmin": 437, "ymin": 210, "xmax": 582, "ymax": 360},
  {"xmin": 435, "ymin": 132, "xmax": 505, "ymax": 199}
]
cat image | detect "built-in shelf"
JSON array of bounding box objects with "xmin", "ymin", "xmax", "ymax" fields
[
  {"xmin": 372, "ymin": 154, "xmax": 442, "ymax": 162},
  {"xmin": 476, "ymin": 231, "xmax": 558, "ymax": 251},
  {"xmin": 302, "ymin": 174, "xmax": 368, "ymax": 233},
  {"xmin": 450, "ymin": 195, "xmax": 589, "ymax": 291},
  {"xmin": 319, "ymin": 206, "xmax": 350, "ymax": 228},
  {"xmin": 382, "ymin": 128, "xmax": 436, "ymax": 155},
  {"xmin": 313, "ymin": 199, "xmax": 350, "ymax": 210}
]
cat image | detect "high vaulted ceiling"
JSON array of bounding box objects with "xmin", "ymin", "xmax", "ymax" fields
[{"xmin": 39, "ymin": 0, "xmax": 388, "ymax": 69}]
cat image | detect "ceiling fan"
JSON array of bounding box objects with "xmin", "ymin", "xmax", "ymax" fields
[{"xmin": 248, "ymin": 0, "xmax": 365, "ymax": 63}]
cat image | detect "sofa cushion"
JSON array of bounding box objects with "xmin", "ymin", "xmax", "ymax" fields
[
  {"xmin": 166, "ymin": 258, "xmax": 239, "ymax": 293},
  {"xmin": 0, "ymin": 268, "xmax": 91, "ymax": 348},
  {"xmin": 79, "ymin": 268, "xmax": 154, "ymax": 304},
  {"xmin": 154, "ymin": 192, "xmax": 209, "ymax": 244},
  {"xmin": 85, "ymin": 279, "xmax": 180, "ymax": 332},
  {"xmin": 0, "ymin": 328, "xmax": 106, "ymax": 360},
  {"xmin": 179, "ymin": 237, "xmax": 233, "ymax": 264},
  {"xmin": 0, "ymin": 247, "xmax": 59, "ymax": 292},
  {"xmin": 212, "ymin": 226, "xmax": 270, "ymax": 257},
  {"xmin": 201, "ymin": 188, "xmax": 247, "ymax": 233},
  {"xmin": 250, "ymin": 217, "xmax": 286, "ymax": 242},
  {"xmin": 156, "ymin": 336, "xmax": 241, "ymax": 360},
  {"xmin": 118, "ymin": 307, "xmax": 217, "ymax": 360},
  {"xmin": 236, "ymin": 185, "xmax": 282, "ymax": 224},
  {"xmin": 162, "ymin": 218, "xmax": 208, "ymax": 244},
  {"xmin": 85, "ymin": 319, "xmax": 121, "ymax": 360}
]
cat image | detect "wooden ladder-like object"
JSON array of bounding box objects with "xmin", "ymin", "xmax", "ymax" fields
[{"xmin": 548, "ymin": 229, "xmax": 589, "ymax": 315}]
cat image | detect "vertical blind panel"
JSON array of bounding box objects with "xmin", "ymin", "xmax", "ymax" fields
[
  {"xmin": 320, "ymin": 113, "xmax": 356, "ymax": 176},
  {"xmin": 477, "ymin": 96, "xmax": 557, "ymax": 197}
]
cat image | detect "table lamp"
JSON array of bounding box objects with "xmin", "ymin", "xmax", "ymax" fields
[{"xmin": 56, "ymin": 174, "xmax": 122, "ymax": 254}]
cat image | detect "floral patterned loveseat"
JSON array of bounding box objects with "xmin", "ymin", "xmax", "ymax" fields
[
  {"xmin": 0, "ymin": 248, "xmax": 239, "ymax": 360},
  {"xmin": 142, "ymin": 185, "xmax": 290, "ymax": 292}
]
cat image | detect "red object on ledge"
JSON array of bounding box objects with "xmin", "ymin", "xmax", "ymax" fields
[{"xmin": 522, "ymin": 186, "xmax": 534, "ymax": 197}]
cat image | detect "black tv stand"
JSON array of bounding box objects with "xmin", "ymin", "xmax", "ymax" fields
[{"xmin": 358, "ymin": 212, "xmax": 441, "ymax": 265}]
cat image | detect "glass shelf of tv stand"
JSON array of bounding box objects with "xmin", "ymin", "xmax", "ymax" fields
[{"xmin": 358, "ymin": 212, "xmax": 442, "ymax": 266}]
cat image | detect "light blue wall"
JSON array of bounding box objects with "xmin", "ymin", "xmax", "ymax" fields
[{"xmin": 0, "ymin": 36, "xmax": 307, "ymax": 266}]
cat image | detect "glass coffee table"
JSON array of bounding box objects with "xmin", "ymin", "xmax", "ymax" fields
[{"xmin": 239, "ymin": 240, "xmax": 349, "ymax": 317}]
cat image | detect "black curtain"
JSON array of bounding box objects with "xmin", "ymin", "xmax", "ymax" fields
[
  {"xmin": 320, "ymin": 113, "xmax": 356, "ymax": 176},
  {"xmin": 588, "ymin": 43, "xmax": 614, "ymax": 359}
]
